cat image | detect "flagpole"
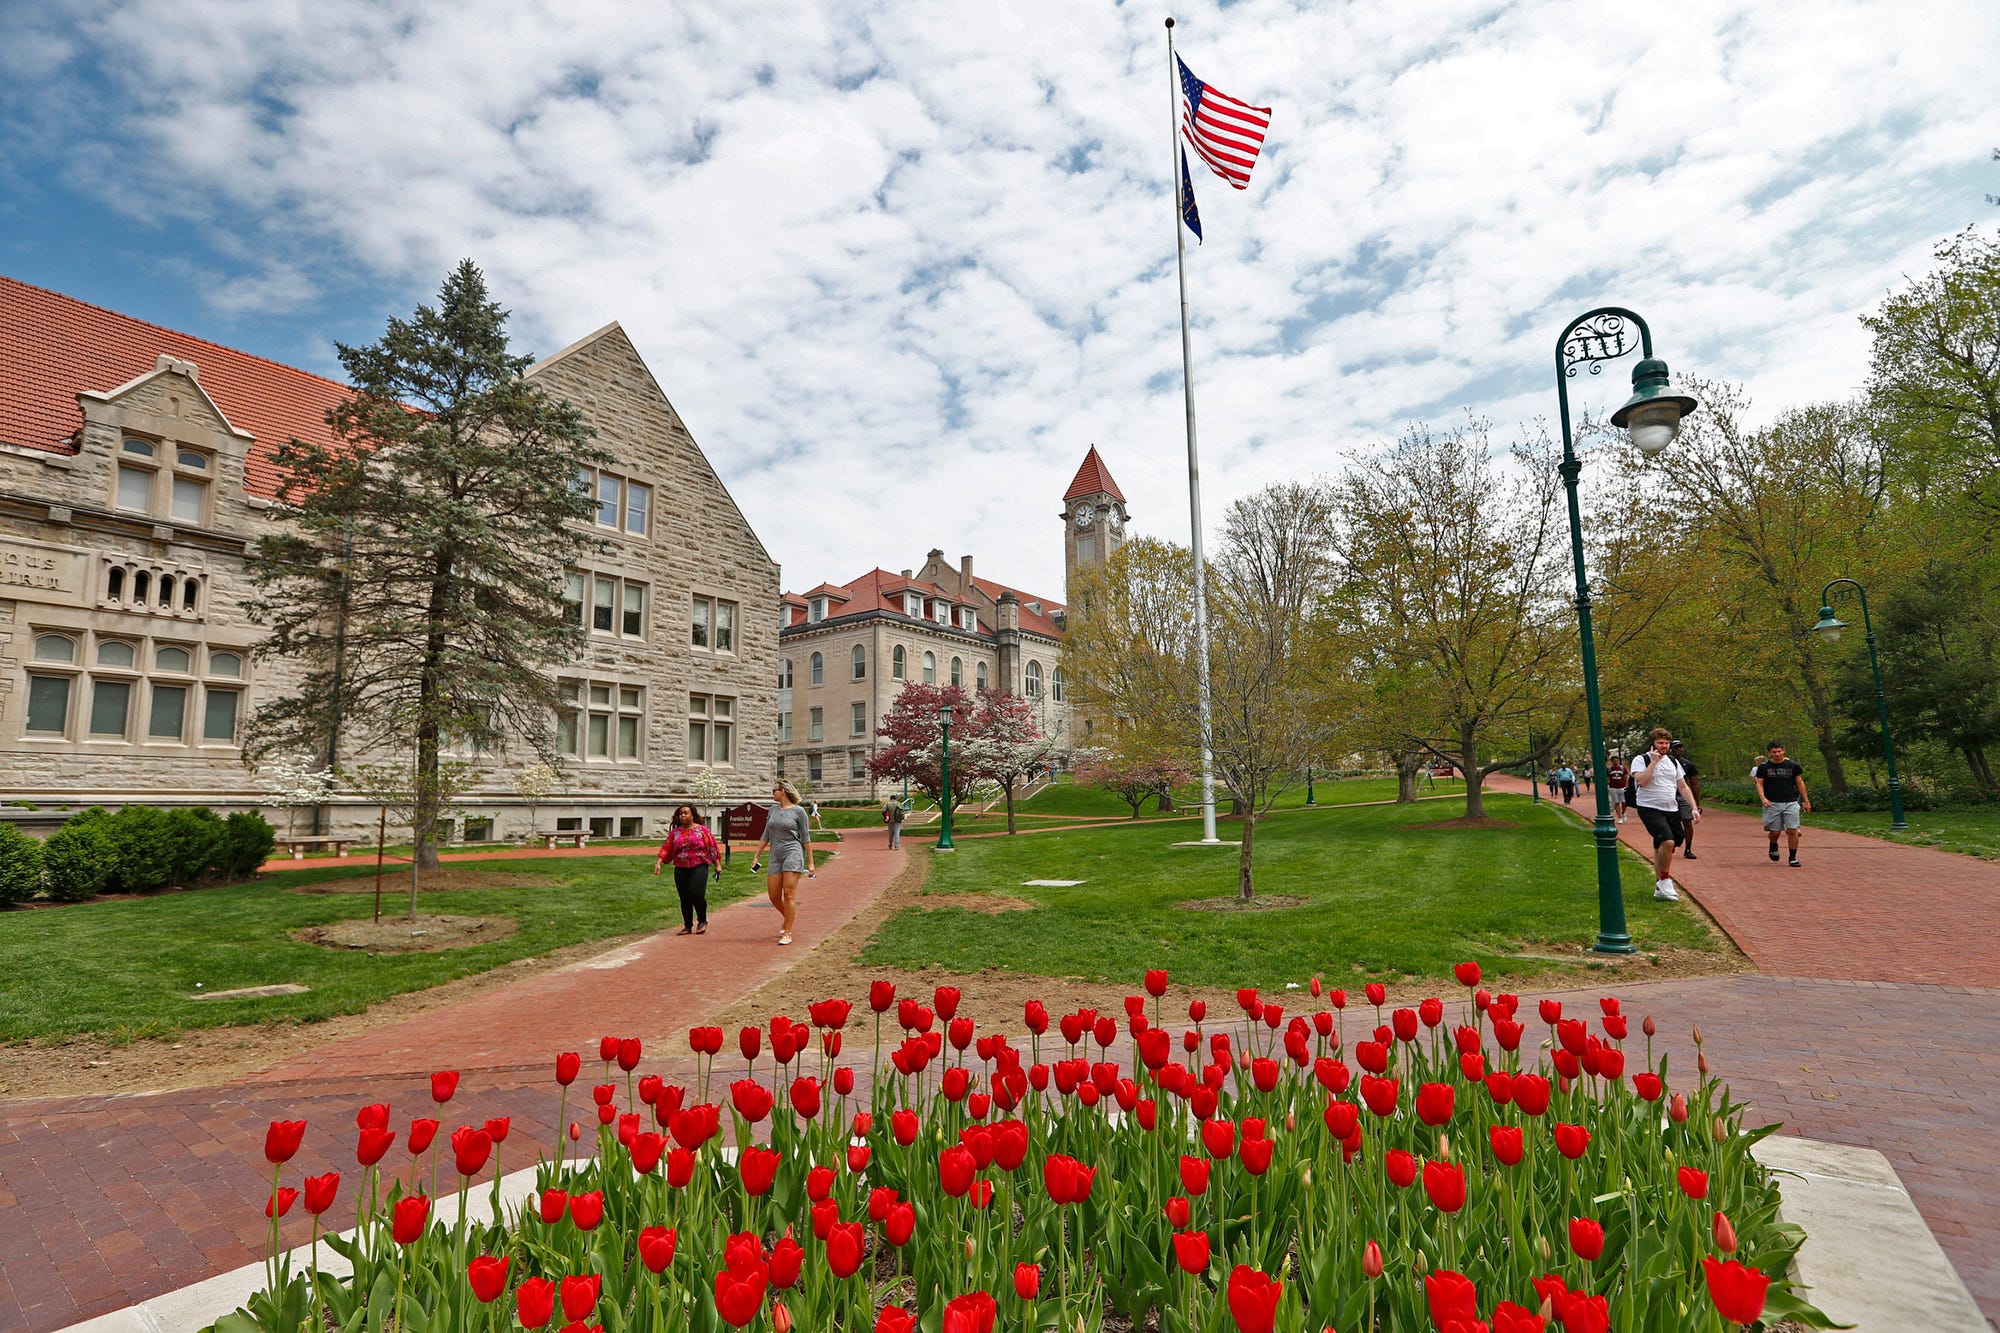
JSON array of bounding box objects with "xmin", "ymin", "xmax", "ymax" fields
[{"xmin": 1166, "ymin": 16, "xmax": 1221, "ymax": 845}]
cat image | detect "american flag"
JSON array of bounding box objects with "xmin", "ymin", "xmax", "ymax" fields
[{"xmin": 1177, "ymin": 55, "xmax": 1271, "ymax": 190}]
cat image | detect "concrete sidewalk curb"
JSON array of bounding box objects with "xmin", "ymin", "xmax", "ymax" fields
[
  {"xmin": 1752, "ymin": 1136, "xmax": 1986, "ymax": 1332},
  {"xmin": 56, "ymin": 1136, "xmax": 1986, "ymax": 1333}
]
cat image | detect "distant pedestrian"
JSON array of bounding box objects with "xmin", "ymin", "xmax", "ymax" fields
[
  {"xmin": 752, "ymin": 780, "xmax": 816, "ymax": 947},
  {"xmin": 1547, "ymin": 768, "xmax": 1561, "ymax": 799},
  {"xmin": 1669, "ymin": 741, "xmax": 1703, "ymax": 860},
  {"xmin": 1557, "ymin": 764, "xmax": 1577, "ymax": 804},
  {"xmin": 808, "ymin": 799, "xmax": 822, "ymax": 829},
  {"xmin": 1630, "ymin": 727, "xmax": 1701, "ymax": 901},
  {"xmin": 1579, "ymin": 764, "xmax": 1593, "ymax": 794},
  {"xmin": 654, "ymin": 804, "xmax": 721, "ymax": 936},
  {"xmin": 1606, "ymin": 757, "xmax": 1630, "ymax": 825},
  {"xmin": 1753, "ymin": 741, "xmax": 1811, "ymax": 868},
  {"xmin": 883, "ymin": 796, "xmax": 905, "ymax": 850}
]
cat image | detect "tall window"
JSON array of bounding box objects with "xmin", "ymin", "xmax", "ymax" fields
[
  {"xmin": 808, "ymin": 706, "xmax": 824, "ymax": 742},
  {"xmin": 922, "ymin": 651, "xmax": 936, "ymax": 685},
  {"xmin": 892, "ymin": 646, "xmax": 906, "ymax": 680},
  {"xmin": 950, "ymin": 657, "xmax": 963, "ymax": 687},
  {"xmin": 851, "ymin": 700, "xmax": 867, "ymax": 736},
  {"xmin": 577, "ymin": 467, "xmax": 652, "ymax": 535},
  {"xmin": 593, "ymin": 577, "xmax": 615, "ymax": 632},
  {"xmin": 687, "ymin": 694, "xmax": 734, "ymax": 765},
  {"xmin": 808, "ymin": 597, "xmax": 827, "ymax": 623},
  {"xmin": 692, "ymin": 596, "xmax": 737, "ymax": 652},
  {"xmin": 808, "ymin": 753, "xmax": 823, "ymax": 783},
  {"xmin": 850, "ymin": 751, "xmax": 867, "ymax": 780},
  {"xmin": 852, "ymin": 644, "xmax": 867, "ymax": 680},
  {"xmin": 563, "ymin": 572, "xmax": 585, "ymax": 627},
  {"xmin": 171, "ymin": 450, "xmax": 210, "ymax": 523},
  {"xmin": 778, "ymin": 658, "xmax": 793, "ymax": 689},
  {"xmin": 692, "ymin": 597, "xmax": 710, "ymax": 647},
  {"xmin": 715, "ymin": 601, "xmax": 735, "ymax": 652},
  {"xmin": 623, "ymin": 583, "xmax": 645, "ymax": 636},
  {"xmin": 25, "ymin": 634, "xmax": 77, "ymax": 735},
  {"xmin": 777, "ymin": 710, "xmax": 792, "ymax": 743},
  {"xmin": 116, "ymin": 440, "xmax": 155, "ymax": 512},
  {"xmin": 1025, "ymin": 661, "xmax": 1043, "ymax": 700},
  {"xmin": 976, "ymin": 661, "xmax": 989, "ymax": 689},
  {"xmin": 1051, "ymin": 667, "xmax": 1066, "ymax": 703},
  {"xmin": 810, "ymin": 653, "xmax": 824, "ymax": 686},
  {"xmin": 959, "ymin": 606, "xmax": 978, "ymax": 631},
  {"xmin": 624, "ymin": 482, "xmax": 651, "ymax": 536},
  {"xmin": 555, "ymin": 679, "xmax": 644, "ymax": 761},
  {"xmin": 575, "ymin": 573, "xmax": 647, "ymax": 639}
]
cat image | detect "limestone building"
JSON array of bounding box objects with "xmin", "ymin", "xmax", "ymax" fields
[
  {"xmin": 0, "ymin": 276, "xmax": 778, "ymax": 840},
  {"xmin": 774, "ymin": 447, "xmax": 1127, "ymax": 797}
]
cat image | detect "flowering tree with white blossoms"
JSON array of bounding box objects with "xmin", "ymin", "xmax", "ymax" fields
[
  {"xmin": 264, "ymin": 755, "xmax": 337, "ymax": 840},
  {"xmin": 957, "ymin": 689, "xmax": 1065, "ymax": 834},
  {"xmin": 513, "ymin": 762, "xmax": 561, "ymax": 838}
]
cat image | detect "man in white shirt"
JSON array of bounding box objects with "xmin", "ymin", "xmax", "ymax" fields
[{"xmin": 1630, "ymin": 727, "xmax": 1702, "ymax": 901}]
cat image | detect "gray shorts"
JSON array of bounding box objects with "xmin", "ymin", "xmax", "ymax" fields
[
  {"xmin": 1610, "ymin": 787, "xmax": 1626, "ymax": 807},
  {"xmin": 1762, "ymin": 801, "xmax": 1801, "ymax": 832},
  {"xmin": 766, "ymin": 847, "xmax": 807, "ymax": 875}
]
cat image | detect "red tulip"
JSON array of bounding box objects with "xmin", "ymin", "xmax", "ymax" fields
[
  {"xmin": 870, "ymin": 980, "xmax": 897, "ymax": 1012},
  {"xmin": 630, "ymin": 1224, "xmax": 674, "ymax": 1274},
  {"xmin": 1416, "ymin": 1082, "xmax": 1455, "ymax": 1126},
  {"xmin": 1385, "ymin": 1149, "xmax": 1417, "ymax": 1188},
  {"xmin": 1173, "ymin": 1229, "xmax": 1211, "ymax": 1275},
  {"xmin": 884, "ymin": 1201, "xmax": 916, "ymax": 1247},
  {"xmin": 1422, "ymin": 1159, "xmax": 1466, "ymax": 1213},
  {"xmin": 356, "ymin": 1126, "xmax": 394, "ymax": 1166},
  {"xmin": 739, "ymin": 1026, "xmax": 762, "ymax": 1061},
  {"xmin": 1425, "ymin": 1269, "xmax": 1478, "ymax": 1327},
  {"xmin": 932, "ymin": 985, "xmax": 962, "ymax": 1020},
  {"xmin": 1042, "ymin": 1153, "xmax": 1095, "ymax": 1204},
  {"xmin": 740, "ymin": 1146, "xmax": 781, "ymax": 1196},
  {"xmin": 1225, "ymin": 1265, "xmax": 1282, "ymax": 1333},
  {"xmin": 302, "ymin": 1171, "xmax": 339, "ymax": 1216},
  {"xmin": 555, "ymin": 1052, "xmax": 582, "ymax": 1085},
  {"xmin": 941, "ymin": 1290, "xmax": 995, "ymax": 1333},
  {"xmin": 1240, "ymin": 1136, "xmax": 1274, "ymax": 1176},
  {"xmin": 1678, "ymin": 1166, "xmax": 1709, "ymax": 1200},
  {"xmin": 731, "ymin": 1079, "xmax": 774, "ymax": 1124},
  {"xmin": 1670, "ymin": 1092, "xmax": 1689, "ymax": 1123},
  {"xmin": 408, "ymin": 1117, "xmax": 439, "ymax": 1154},
  {"xmin": 264, "ymin": 1119, "xmax": 306, "ymax": 1165},
  {"xmin": 1360, "ymin": 1075, "xmax": 1400, "ymax": 1118},
  {"xmin": 592, "ymin": 1083, "xmax": 617, "ymax": 1106},
  {"xmin": 1557, "ymin": 1291, "xmax": 1610, "ymax": 1333},
  {"xmin": 1493, "ymin": 1016, "xmax": 1525, "ymax": 1051},
  {"xmin": 1014, "ymin": 1262, "xmax": 1041, "ymax": 1299},
  {"xmin": 714, "ymin": 1266, "xmax": 766, "ymax": 1329},
  {"xmin": 1023, "ymin": 998, "xmax": 1048, "ymax": 1032},
  {"xmin": 992, "ymin": 1119, "xmax": 1030, "ymax": 1171},
  {"xmin": 1188, "ymin": 998, "xmax": 1207, "ymax": 1022},
  {"xmin": 1362, "ymin": 1240, "xmax": 1384, "ymax": 1280},
  {"xmin": 1569, "ymin": 1216, "xmax": 1604, "ymax": 1262},
  {"xmin": 834, "ymin": 1066, "xmax": 856, "ymax": 1097},
  {"xmin": 1489, "ymin": 1124, "xmax": 1524, "ymax": 1167},
  {"xmin": 1511, "ymin": 1074, "xmax": 1551, "ymax": 1117},
  {"xmin": 391, "ymin": 1194, "xmax": 429, "ymax": 1245},
  {"xmin": 1392, "ymin": 1008, "xmax": 1419, "ymax": 1042},
  {"xmin": 451, "ymin": 1125, "xmax": 492, "ymax": 1177},
  {"xmin": 568, "ymin": 1190, "xmax": 604, "ymax": 1231},
  {"xmin": 769, "ymin": 1235, "xmax": 804, "ymax": 1290},
  {"xmin": 1179, "ymin": 1154, "xmax": 1211, "ymax": 1195},
  {"xmin": 467, "ymin": 1255, "xmax": 510, "ymax": 1303},
  {"xmin": 568, "ymin": 1121, "xmax": 581, "ymax": 1141},
  {"xmin": 790, "ymin": 1076, "xmax": 822, "ymax": 1121},
  {"xmin": 827, "ymin": 1222, "xmax": 866, "ymax": 1278},
  {"xmin": 1454, "ymin": 961, "xmax": 1482, "ymax": 987},
  {"xmin": 876, "ymin": 1308, "xmax": 916, "ymax": 1333},
  {"xmin": 630, "ymin": 1131, "xmax": 665, "ymax": 1175},
  {"xmin": 938, "ymin": 1144, "xmax": 977, "ymax": 1198},
  {"xmin": 266, "ymin": 1187, "xmax": 298, "ymax": 1218},
  {"xmin": 1539, "ymin": 999, "xmax": 1563, "ymax": 1024},
  {"xmin": 1144, "ymin": 968, "xmax": 1170, "ymax": 997},
  {"xmin": 1164, "ymin": 1195, "xmax": 1191, "ymax": 1227},
  {"xmin": 1322, "ymin": 1100, "xmax": 1359, "ymax": 1139},
  {"xmin": 1492, "ymin": 1300, "xmax": 1546, "ymax": 1333},
  {"xmin": 1713, "ymin": 1211, "xmax": 1739, "ymax": 1254},
  {"xmin": 890, "ymin": 1107, "xmax": 919, "ymax": 1144},
  {"xmin": 430, "ymin": 1071, "xmax": 458, "ymax": 1104},
  {"xmin": 1632, "ymin": 1072, "xmax": 1663, "ymax": 1101},
  {"xmin": 538, "ymin": 1188, "xmax": 567, "ymax": 1224},
  {"xmin": 355, "ymin": 1103, "xmax": 390, "ymax": 1131},
  {"xmin": 1202, "ymin": 1117, "xmax": 1237, "ymax": 1160},
  {"xmin": 1552, "ymin": 1122, "xmax": 1590, "ymax": 1159},
  {"xmin": 560, "ymin": 1274, "xmax": 601, "ymax": 1322},
  {"xmin": 1418, "ymin": 996, "xmax": 1444, "ymax": 1028},
  {"xmin": 516, "ymin": 1277, "xmax": 556, "ymax": 1330}
]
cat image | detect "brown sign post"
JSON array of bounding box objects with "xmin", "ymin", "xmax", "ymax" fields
[{"xmin": 724, "ymin": 802, "xmax": 769, "ymax": 845}]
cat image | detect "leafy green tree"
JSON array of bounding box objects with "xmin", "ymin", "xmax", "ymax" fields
[{"xmin": 246, "ymin": 261, "xmax": 611, "ymax": 872}]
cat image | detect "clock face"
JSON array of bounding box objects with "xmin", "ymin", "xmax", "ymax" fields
[
  {"xmin": 1073, "ymin": 506, "xmax": 1095, "ymax": 531},
  {"xmin": 1107, "ymin": 511, "xmax": 1124, "ymax": 535}
]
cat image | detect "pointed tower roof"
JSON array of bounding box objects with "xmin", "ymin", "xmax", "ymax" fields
[{"xmin": 1063, "ymin": 445, "xmax": 1126, "ymax": 503}]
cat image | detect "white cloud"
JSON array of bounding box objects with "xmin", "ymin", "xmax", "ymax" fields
[{"xmin": 7, "ymin": 0, "xmax": 1998, "ymax": 598}]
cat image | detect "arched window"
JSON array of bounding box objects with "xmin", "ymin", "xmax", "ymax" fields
[
  {"xmin": 209, "ymin": 651, "xmax": 244, "ymax": 678},
  {"xmin": 97, "ymin": 640, "xmax": 136, "ymax": 669},
  {"xmin": 921, "ymin": 651, "xmax": 936, "ymax": 684},
  {"xmin": 810, "ymin": 653, "xmax": 823, "ymax": 686},
  {"xmin": 1051, "ymin": 667, "xmax": 1066, "ymax": 703},
  {"xmin": 777, "ymin": 658, "xmax": 793, "ymax": 689},
  {"xmin": 156, "ymin": 646, "xmax": 192, "ymax": 673},
  {"xmin": 106, "ymin": 566, "xmax": 125, "ymax": 602},
  {"xmin": 892, "ymin": 645, "xmax": 906, "ymax": 679},
  {"xmin": 950, "ymin": 657, "xmax": 962, "ymax": 686},
  {"xmin": 1025, "ymin": 661, "xmax": 1043, "ymax": 699},
  {"xmin": 33, "ymin": 634, "xmax": 76, "ymax": 663},
  {"xmin": 852, "ymin": 644, "xmax": 867, "ymax": 680},
  {"xmin": 976, "ymin": 661, "xmax": 989, "ymax": 689}
]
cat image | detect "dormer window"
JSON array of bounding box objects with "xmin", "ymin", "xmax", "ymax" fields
[
  {"xmin": 809, "ymin": 597, "xmax": 827, "ymax": 623},
  {"xmin": 959, "ymin": 607, "xmax": 978, "ymax": 631},
  {"xmin": 933, "ymin": 601, "xmax": 951, "ymax": 626},
  {"xmin": 904, "ymin": 592, "xmax": 922, "ymax": 617}
]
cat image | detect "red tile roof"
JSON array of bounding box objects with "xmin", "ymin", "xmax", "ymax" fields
[
  {"xmin": 780, "ymin": 568, "xmax": 1064, "ymax": 639},
  {"xmin": 1063, "ymin": 445, "xmax": 1125, "ymax": 503},
  {"xmin": 1, "ymin": 276, "xmax": 351, "ymax": 499},
  {"xmin": 969, "ymin": 575, "xmax": 1065, "ymax": 638}
]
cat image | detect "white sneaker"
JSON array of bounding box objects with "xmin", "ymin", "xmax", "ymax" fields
[{"xmin": 1653, "ymin": 879, "xmax": 1680, "ymax": 902}]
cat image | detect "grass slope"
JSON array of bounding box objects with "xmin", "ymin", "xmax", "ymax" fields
[
  {"xmin": 0, "ymin": 856, "xmax": 736, "ymax": 1042},
  {"xmin": 1807, "ymin": 808, "xmax": 2000, "ymax": 860},
  {"xmin": 862, "ymin": 793, "xmax": 1716, "ymax": 990}
]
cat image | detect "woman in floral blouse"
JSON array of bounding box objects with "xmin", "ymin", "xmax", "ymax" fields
[{"xmin": 654, "ymin": 804, "xmax": 722, "ymax": 935}]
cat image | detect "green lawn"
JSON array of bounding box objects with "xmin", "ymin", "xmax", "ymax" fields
[
  {"xmin": 861, "ymin": 794, "xmax": 1717, "ymax": 990},
  {"xmin": 0, "ymin": 856, "xmax": 741, "ymax": 1042},
  {"xmin": 1018, "ymin": 775, "xmax": 1455, "ymax": 819},
  {"xmin": 1808, "ymin": 808, "xmax": 2000, "ymax": 860}
]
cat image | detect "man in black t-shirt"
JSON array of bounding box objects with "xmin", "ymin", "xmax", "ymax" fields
[{"xmin": 1752, "ymin": 741, "xmax": 1812, "ymax": 867}]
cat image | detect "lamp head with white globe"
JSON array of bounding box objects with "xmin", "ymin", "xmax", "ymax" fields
[{"xmin": 1610, "ymin": 357, "xmax": 1700, "ymax": 456}]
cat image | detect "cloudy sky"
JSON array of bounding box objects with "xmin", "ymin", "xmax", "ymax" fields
[{"xmin": 3, "ymin": 0, "xmax": 1994, "ymax": 600}]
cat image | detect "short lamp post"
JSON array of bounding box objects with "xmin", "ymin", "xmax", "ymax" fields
[
  {"xmin": 936, "ymin": 703, "xmax": 956, "ymax": 851},
  {"xmin": 1305, "ymin": 766, "xmax": 1316, "ymax": 807},
  {"xmin": 1555, "ymin": 308, "xmax": 1700, "ymax": 955},
  {"xmin": 1811, "ymin": 580, "xmax": 1907, "ymax": 830},
  {"xmin": 1529, "ymin": 729, "xmax": 1540, "ymax": 806}
]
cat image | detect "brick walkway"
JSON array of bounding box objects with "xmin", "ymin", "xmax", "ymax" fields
[{"xmin": 6, "ymin": 801, "xmax": 2000, "ymax": 1330}]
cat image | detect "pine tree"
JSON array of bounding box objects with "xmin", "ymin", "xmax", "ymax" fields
[{"xmin": 246, "ymin": 260, "xmax": 612, "ymax": 874}]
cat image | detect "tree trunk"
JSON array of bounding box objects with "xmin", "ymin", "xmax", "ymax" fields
[
  {"xmin": 1963, "ymin": 743, "xmax": 1995, "ymax": 792},
  {"xmin": 1460, "ymin": 722, "xmax": 1486, "ymax": 819},
  {"xmin": 1156, "ymin": 786, "xmax": 1176, "ymax": 813},
  {"xmin": 1003, "ymin": 780, "xmax": 1018, "ymax": 834},
  {"xmin": 1237, "ymin": 808, "xmax": 1257, "ymax": 902},
  {"xmin": 1395, "ymin": 751, "xmax": 1423, "ymax": 804},
  {"xmin": 1788, "ymin": 629, "xmax": 1850, "ymax": 794}
]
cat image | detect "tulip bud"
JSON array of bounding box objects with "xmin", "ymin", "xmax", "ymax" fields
[
  {"xmin": 1669, "ymin": 1093, "xmax": 1688, "ymax": 1123},
  {"xmin": 1692, "ymin": 1025, "xmax": 1703, "ymax": 1047},
  {"xmin": 1642, "ymin": 1015, "xmax": 1656, "ymax": 1037},
  {"xmin": 1713, "ymin": 1210, "xmax": 1738, "ymax": 1254},
  {"xmin": 1698, "ymin": 1052, "xmax": 1710, "ymax": 1078},
  {"xmin": 1437, "ymin": 1132, "xmax": 1450, "ymax": 1157},
  {"xmin": 1362, "ymin": 1239, "xmax": 1383, "ymax": 1279},
  {"xmin": 966, "ymin": 1237, "xmax": 975, "ymax": 1260},
  {"xmin": 1286, "ymin": 1111, "xmax": 1297, "ymax": 1132},
  {"xmin": 567, "ymin": 1121, "xmax": 581, "ymax": 1141},
  {"xmin": 1537, "ymin": 1234, "xmax": 1551, "ymax": 1259},
  {"xmin": 1712, "ymin": 1115, "xmax": 1728, "ymax": 1143},
  {"xmin": 1538, "ymin": 1295, "xmax": 1554, "ymax": 1322},
  {"xmin": 772, "ymin": 1302, "xmax": 793, "ymax": 1333}
]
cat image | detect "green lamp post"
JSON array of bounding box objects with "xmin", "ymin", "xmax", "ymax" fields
[
  {"xmin": 1555, "ymin": 309, "xmax": 1700, "ymax": 954},
  {"xmin": 1812, "ymin": 579, "xmax": 1907, "ymax": 830},
  {"xmin": 1305, "ymin": 766, "xmax": 1316, "ymax": 807},
  {"xmin": 1529, "ymin": 728, "xmax": 1540, "ymax": 806},
  {"xmin": 936, "ymin": 702, "xmax": 956, "ymax": 851}
]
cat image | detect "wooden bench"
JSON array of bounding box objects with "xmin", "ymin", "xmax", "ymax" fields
[
  {"xmin": 540, "ymin": 832, "xmax": 591, "ymax": 850},
  {"xmin": 283, "ymin": 836, "xmax": 355, "ymax": 860}
]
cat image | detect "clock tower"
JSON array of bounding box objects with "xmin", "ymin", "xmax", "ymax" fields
[{"xmin": 1062, "ymin": 445, "xmax": 1128, "ymax": 604}]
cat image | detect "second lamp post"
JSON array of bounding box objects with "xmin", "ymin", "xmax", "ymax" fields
[
  {"xmin": 1812, "ymin": 579, "xmax": 1908, "ymax": 830},
  {"xmin": 936, "ymin": 703, "xmax": 956, "ymax": 851}
]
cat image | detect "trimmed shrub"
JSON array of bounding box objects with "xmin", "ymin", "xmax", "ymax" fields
[
  {"xmin": 105, "ymin": 805, "xmax": 175, "ymax": 893},
  {"xmin": 216, "ymin": 811, "xmax": 277, "ymax": 879},
  {"xmin": 0, "ymin": 823, "xmax": 42, "ymax": 906},
  {"xmin": 162, "ymin": 807, "xmax": 226, "ymax": 887},
  {"xmin": 42, "ymin": 808, "xmax": 117, "ymax": 902}
]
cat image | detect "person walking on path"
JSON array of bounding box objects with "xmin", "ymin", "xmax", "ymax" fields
[
  {"xmin": 1631, "ymin": 727, "xmax": 1701, "ymax": 901},
  {"xmin": 1753, "ymin": 741, "xmax": 1812, "ymax": 868},
  {"xmin": 882, "ymin": 796, "xmax": 905, "ymax": 850},
  {"xmin": 1557, "ymin": 763, "xmax": 1577, "ymax": 804},
  {"xmin": 752, "ymin": 780, "xmax": 816, "ymax": 946},
  {"xmin": 1579, "ymin": 763, "xmax": 1592, "ymax": 795},
  {"xmin": 1669, "ymin": 740, "xmax": 1704, "ymax": 860},
  {"xmin": 1547, "ymin": 767, "xmax": 1562, "ymax": 799},
  {"xmin": 653, "ymin": 804, "xmax": 722, "ymax": 935},
  {"xmin": 1607, "ymin": 757, "xmax": 1629, "ymax": 824}
]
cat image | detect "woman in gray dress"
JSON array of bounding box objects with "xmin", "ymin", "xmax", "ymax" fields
[{"xmin": 750, "ymin": 779, "xmax": 815, "ymax": 946}]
